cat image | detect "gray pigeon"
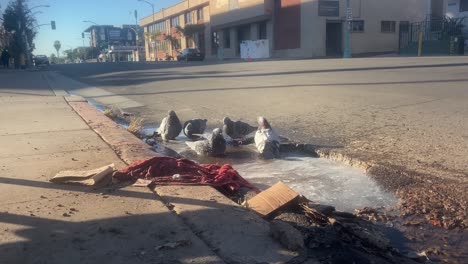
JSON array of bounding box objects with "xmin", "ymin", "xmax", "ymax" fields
[
  {"xmin": 183, "ymin": 119, "xmax": 208, "ymax": 140},
  {"xmin": 185, "ymin": 128, "xmax": 226, "ymax": 156},
  {"xmin": 222, "ymin": 117, "xmax": 257, "ymax": 142},
  {"xmin": 156, "ymin": 110, "xmax": 182, "ymax": 141},
  {"xmin": 254, "ymin": 117, "xmax": 280, "ymax": 159}
]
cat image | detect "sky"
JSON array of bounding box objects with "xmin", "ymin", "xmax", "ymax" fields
[{"xmin": 0, "ymin": 0, "xmax": 177, "ymax": 56}]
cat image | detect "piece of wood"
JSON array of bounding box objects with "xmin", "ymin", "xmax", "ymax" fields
[{"xmin": 246, "ymin": 181, "xmax": 300, "ymax": 217}]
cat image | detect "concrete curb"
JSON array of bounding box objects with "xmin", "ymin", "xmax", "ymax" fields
[{"xmin": 66, "ymin": 99, "xmax": 298, "ymax": 263}]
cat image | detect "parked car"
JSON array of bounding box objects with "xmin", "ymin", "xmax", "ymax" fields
[
  {"xmin": 176, "ymin": 48, "xmax": 204, "ymax": 62},
  {"xmin": 33, "ymin": 55, "xmax": 50, "ymax": 66}
]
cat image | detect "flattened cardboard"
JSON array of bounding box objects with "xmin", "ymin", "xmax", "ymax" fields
[{"xmin": 246, "ymin": 181, "xmax": 299, "ymax": 217}]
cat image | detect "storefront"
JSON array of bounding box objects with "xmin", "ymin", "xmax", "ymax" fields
[{"xmin": 107, "ymin": 46, "xmax": 145, "ymax": 62}]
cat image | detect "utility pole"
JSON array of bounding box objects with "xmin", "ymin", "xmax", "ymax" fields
[
  {"xmin": 138, "ymin": 0, "xmax": 155, "ymax": 61},
  {"xmin": 24, "ymin": 5, "xmax": 51, "ymax": 67},
  {"xmin": 343, "ymin": 0, "xmax": 352, "ymax": 58}
]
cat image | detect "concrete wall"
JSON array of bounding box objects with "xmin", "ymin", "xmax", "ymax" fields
[
  {"xmin": 350, "ymin": 0, "xmax": 431, "ymax": 55},
  {"xmin": 210, "ymin": 0, "xmax": 270, "ymax": 27},
  {"xmin": 276, "ymin": 0, "xmax": 433, "ymax": 58},
  {"xmin": 140, "ymin": 0, "xmax": 210, "ymax": 26}
]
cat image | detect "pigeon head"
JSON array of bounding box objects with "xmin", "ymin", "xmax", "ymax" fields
[
  {"xmin": 258, "ymin": 116, "xmax": 272, "ymax": 130},
  {"xmin": 223, "ymin": 117, "xmax": 232, "ymax": 125},
  {"xmin": 168, "ymin": 110, "xmax": 177, "ymax": 117},
  {"xmin": 212, "ymin": 128, "xmax": 222, "ymax": 136}
]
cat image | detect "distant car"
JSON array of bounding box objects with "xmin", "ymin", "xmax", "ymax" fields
[
  {"xmin": 34, "ymin": 55, "xmax": 50, "ymax": 66},
  {"xmin": 177, "ymin": 48, "xmax": 204, "ymax": 62}
]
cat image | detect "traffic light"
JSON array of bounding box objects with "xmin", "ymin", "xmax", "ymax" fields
[
  {"xmin": 82, "ymin": 32, "xmax": 85, "ymax": 38},
  {"xmin": 51, "ymin": 21, "xmax": 56, "ymax": 30}
]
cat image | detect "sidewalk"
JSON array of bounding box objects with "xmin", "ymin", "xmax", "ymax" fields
[{"xmin": 0, "ymin": 71, "xmax": 224, "ymax": 264}]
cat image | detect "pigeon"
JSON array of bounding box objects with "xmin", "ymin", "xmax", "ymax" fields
[
  {"xmin": 183, "ymin": 119, "xmax": 208, "ymax": 140},
  {"xmin": 222, "ymin": 117, "xmax": 257, "ymax": 143},
  {"xmin": 185, "ymin": 128, "xmax": 226, "ymax": 156},
  {"xmin": 254, "ymin": 116, "xmax": 281, "ymax": 159},
  {"xmin": 155, "ymin": 110, "xmax": 182, "ymax": 141}
]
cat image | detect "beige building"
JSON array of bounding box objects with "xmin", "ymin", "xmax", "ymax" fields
[
  {"xmin": 140, "ymin": 0, "xmax": 210, "ymax": 61},
  {"xmin": 140, "ymin": 0, "xmax": 447, "ymax": 60}
]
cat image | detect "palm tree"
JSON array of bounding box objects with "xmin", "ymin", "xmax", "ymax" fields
[{"xmin": 53, "ymin": 40, "xmax": 61, "ymax": 58}]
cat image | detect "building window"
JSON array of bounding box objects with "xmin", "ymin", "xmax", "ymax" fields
[
  {"xmin": 170, "ymin": 16, "xmax": 180, "ymax": 28},
  {"xmin": 150, "ymin": 21, "xmax": 166, "ymax": 33},
  {"xmin": 197, "ymin": 8, "xmax": 204, "ymax": 21},
  {"xmin": 461, "ymin": 0, "xmax": 468, "ymax": 12},
  {"xmin": 223, "ymin": 29, "xmax": 231, "ymax": 48},
  {"xmin": 172, "ymin": 39, "xmax": 181, "ymax": 50},
  {"xmin": 156, "ymin": 40, "xmax": 170, "ymax": 52},
  {"xmin": 185, "ymin": 12, "xmax": 193, "ymax": 25},
  {"xmin": 381, "ymin": 21, "xmax": 396, "ymax": 33},
  {"xmin": 259, "ymin": 22, "xmax": 267, "ymax": 39},
  {"xmin": 212, "ymin": 31, "xmax": 219, "ymax": 55},
  {"xmin": 351, "ymin": 20, "xmax": 364, "ymax": 33}
]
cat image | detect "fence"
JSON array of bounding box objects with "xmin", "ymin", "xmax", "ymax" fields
[{"xmin": 399, "ymin": 17, "xmax": 466, "ymax": 55}]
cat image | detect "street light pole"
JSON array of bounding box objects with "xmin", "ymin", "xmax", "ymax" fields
[
  {"xmin": 138, "ymin": 0, "xmax": 155, "ymax": 61},
  {"xmin": 343, "ymin": 0, "xmax": 352, "ymax": 58},
  {"xmin": 24, "ymin": 5, "xmax": 50, "ymax": 67},
  {"xmin": 83, "ymin": 20, "xmax": 100, "ymax": 49}
]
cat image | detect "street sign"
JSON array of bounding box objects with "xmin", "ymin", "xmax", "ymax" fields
[
  {"xmin": 318, "ymin": 0, "xmax": 339, "ymax": 17},
  {"xmin": 346, "ymin": 8, "xmax": 353, "ymax": 21}
]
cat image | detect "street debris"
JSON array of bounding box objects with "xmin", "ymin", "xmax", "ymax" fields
[
  {"xmin": 246, "ymin": 181, "xmax": 299, "ymax": 217},
  {"xmin": 270, "ymin": 220, "xmax": 304, "ymax": 251},
  {"xmin": 155, "ymin": 240, "xmax": 191, "ymax": 250},
  {"xmin": 132, "ymin": 178, "xmax": 153, "ymax": 187},
  {"xmin": 113, "ymin": 156, "xmax": 259, "ymax": 196},
  {"xmin": 50, "ymin": 164, "xmax": 114, "ymax": 187},
  {"xmin": 127, "ymin": 117, "xmax": 145, "ymax": 135}
]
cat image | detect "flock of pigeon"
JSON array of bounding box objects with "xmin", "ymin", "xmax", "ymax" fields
[{"xmin": 154, "ymin": 110, "xmax": 281, "ymax": 159}]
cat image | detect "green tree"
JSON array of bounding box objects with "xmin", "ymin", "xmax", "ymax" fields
[
  {"xmin": 2, "ymin": 0, "xmax": 37, "ymax": 68},
  {"xmin": 53, "ymin": 40, "xmax": 61, "ymax": 57},
  {"xmin": 63, "ymin": 49, "xmax": 77, "ymax": 62},
  {"xmin": 49, "ymin": 53, "xmax": 56, "ymax": 63}
]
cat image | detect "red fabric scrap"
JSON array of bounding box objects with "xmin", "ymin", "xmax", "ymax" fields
[{"xmin": 113, "ymin": 156, "xmax": 260, "ymax": 196}]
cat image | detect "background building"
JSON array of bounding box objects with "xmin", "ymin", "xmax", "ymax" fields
[
  {"xmin": 84, "ymin": 24, "xmax": 143, "ymax": 61},
  {"xmin": 140, "ymin": 0, "xmax": 210, "ymax": 61},
  {"xmin": 140, "ymin": 0, "xmax": 448, "ymax": 60}
]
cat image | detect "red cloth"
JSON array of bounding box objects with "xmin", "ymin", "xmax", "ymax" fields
[{"xmin": 114, "ymin": 156, "xmax": 259, "ymax": 196}]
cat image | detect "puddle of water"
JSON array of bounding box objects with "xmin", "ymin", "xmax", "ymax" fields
[
  {"xmin": 234, "ymin": 155, "xmax": 397, "ymax": 213},
  {"xmin": 82, "ymin": 97, "xmax": 108, "ymax": 113},
  {"xmin": 154, "ymin": 127, "xmax": 397, "ymax": 213}
]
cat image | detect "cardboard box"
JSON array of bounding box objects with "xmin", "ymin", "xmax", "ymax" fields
[{"xmin": 246, "ymin": 181, "xmax": 300, "ymax": 217}]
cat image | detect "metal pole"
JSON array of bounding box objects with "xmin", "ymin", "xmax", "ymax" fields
[
  {"xmin": 418, "ymin": 31, "xmax": 423, "ymax": 57},
  {"xmin": 343, "ymin": 0, "xmax": 352, "ymax": 58}
]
